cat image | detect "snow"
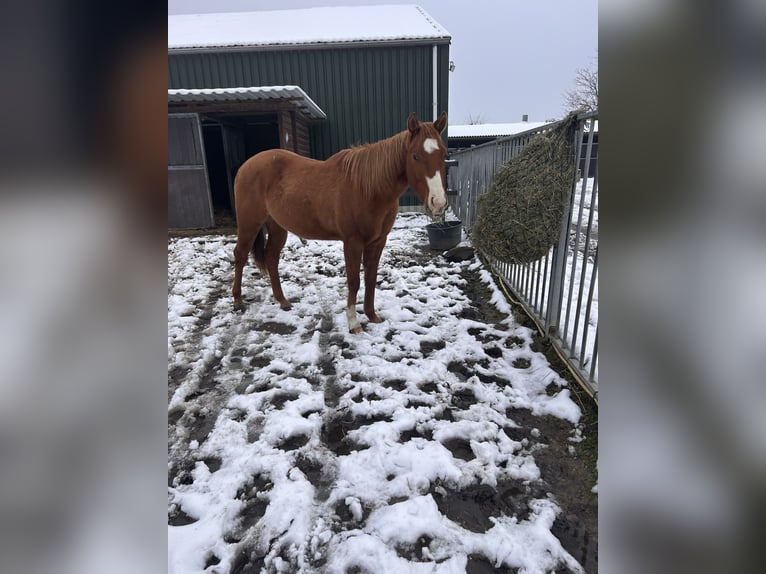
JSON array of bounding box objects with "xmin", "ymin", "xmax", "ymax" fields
[
  {"xmin": 168, "ymin": 213, "xmax": 587, "ymax": 573},
  {"xmin": 449, "ymin": 122, "xmax": 549, "ymax": 139},
  {"xmin": 168, "ymin": 86, "xmax": 327, "ymax": 120},
  {"xmin": 168, "ymin": 5, "xmax": 450, "ymax": 50}
]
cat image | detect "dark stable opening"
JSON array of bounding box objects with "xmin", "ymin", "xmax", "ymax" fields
[
  {"xmin": 201, "ymin": 124, "xmax": 230, "ymax": 216},
  {"xmin": 200, "ymin": 115, "xmax": 281, "ymax": 226},
  {"xmin": 244, "ymin": 118, "xmax": 280, "ymax": 158}
]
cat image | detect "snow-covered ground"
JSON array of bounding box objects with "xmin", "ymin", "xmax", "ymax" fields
[{"xmin": 168, "ymin": 213, "xmax": 594, "ymax": 573}]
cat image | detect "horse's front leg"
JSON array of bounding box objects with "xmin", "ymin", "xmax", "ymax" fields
[
  {"xmin": 343, "ymin": 240, "xmax": 364, "ymax": 334},
  {"xmin": 363, "ymin": 238, "xmax": 387, "ymax": 324}
]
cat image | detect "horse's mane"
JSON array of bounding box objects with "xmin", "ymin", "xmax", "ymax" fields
[{"xmin": 335, "ymin": 131, "xmax": 409, "ymax": 199}]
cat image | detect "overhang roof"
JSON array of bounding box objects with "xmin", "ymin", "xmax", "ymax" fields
[
  {"xmin": 167, "ymin": 86, "xmax": 327, "ymax": 120},
  {"xmin": 448, "ymin": 122, "xmax": 550, "ymax": 139},
  {"xmin": 168, "ymin": 5, "xmax": 451, "ymax": 51}
]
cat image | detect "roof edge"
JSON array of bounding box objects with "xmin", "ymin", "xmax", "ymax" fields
[
  {"xmin": 167, "ymin": 85, "xmax": 327, "ymax": 120},
  {"xmin": 168, "ymin": 37, "xmax": 451, "ymax": 54}
]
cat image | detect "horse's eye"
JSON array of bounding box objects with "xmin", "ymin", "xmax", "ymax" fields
[{"xmin": 412, "ymin": 154, "xmax": 419, "ymax": 161}]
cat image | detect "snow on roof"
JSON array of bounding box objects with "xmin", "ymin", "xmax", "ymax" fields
[
  {"xmin": 168, "ymin": 5, "xmax": 451, "ymax": 50},
  {"xmin": 167, "ymin": 86, "xmax": 327, "ymax": 119},
  {"xmin": 448, "ymin": 122, "xmax": 550, "ymax": 139}
]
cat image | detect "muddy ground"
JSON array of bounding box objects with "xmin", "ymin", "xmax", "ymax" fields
[{"xmin": 168, "ymin": 218, "xmax": 597, "ymax": 573}]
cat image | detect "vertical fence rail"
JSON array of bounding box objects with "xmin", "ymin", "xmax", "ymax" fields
[{"xmin": 448, "ymin": 112, "xmax": 599, "ymax": 398}]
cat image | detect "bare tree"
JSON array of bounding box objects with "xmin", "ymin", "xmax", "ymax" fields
[
  {"xmin": 465, "ymin": 113, "xmax": 484, "ymax": 125},
  {"xmin": 564, "ymin": 66, "xmax": 598, "ymax": 112}
]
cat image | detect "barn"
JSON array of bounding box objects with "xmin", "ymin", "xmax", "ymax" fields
[
  {"xmin": 447, "ymin": 119, "xmax": 549, "ymax": 151},
  {"xmin": 168, "ymin": 5, "xmax": 452, "ymax": 229}
]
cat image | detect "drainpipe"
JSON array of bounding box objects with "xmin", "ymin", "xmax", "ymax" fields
[{"xmin": 432, "ymin": 44, "xmax": 438, "ymax": 120}]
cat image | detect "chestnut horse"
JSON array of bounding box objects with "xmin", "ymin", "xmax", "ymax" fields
[{"xmin": 232, "ymin": 111, "xmax": 448, "ymax": 333}]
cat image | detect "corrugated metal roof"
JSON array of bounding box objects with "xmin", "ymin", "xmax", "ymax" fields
[
  {"xmin": 167, "ymin": 86, "xmax": 327, "ymax": 120},
  {"xmin": 449, "ymin": 122, "xmax": 549, "ymax": 139},
  {"xmin": 168, "ymin": 5, "xmax": 451, "ymax": 50}
]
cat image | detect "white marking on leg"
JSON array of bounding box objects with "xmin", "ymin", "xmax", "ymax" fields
[
  {"xmin": 426, "ymin": 172, "xmax": 447, "ymax": 213},
  {"xmin": 346, "ymin": 305, "xmax": 361, "ymax": 332},
  {"xmin": 423, "ymin": 137, "xmax": 440, "ymax": 154}
]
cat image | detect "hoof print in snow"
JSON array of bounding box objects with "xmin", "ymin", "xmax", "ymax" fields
[
  {"xmin": 406, "ymin": 397, "xmax": 433, "ymax": 409},
  {"xmin": 318, "ymin": 357, "xmax": 337, "ymax": 376},
  {"xmin": 545, "ymin": 382, "xmax": 563, "ymax": 396},
  {"xmin": 512, "ymin": 357, "xmax": 532, "ymax": 369},
  {"xmin": 168, "ymin": 504, "xmax": 197, "ymax": 526},
  {"xmin": 203, "ymin": 553, "xmax": 221, "ymax": 569},
  {"xmin": 249, "ymin": 355, "xmax": 272, "ymax": 369},
  {"xmin": 235, "ymin": 476, "xmax": 272, "ymax": 503},
  {"xmin": 432, "ymin": 483, "xmax": 533, "ymax": 534},
  {"xmin": 201, "ymin": 456, "xmax": 222, "ymax": 473},
  {"xmin": 258, "ymin": 321, "xmax": 296, "ymax": 335},
  {"xmin": 269, "ymin": 392, "xmax": 299, "ymax": 410},
  {"xmin": 442, "ymin": 438, "xmax": 475, "ymax": 461},
  {"xmin": 230, "ymin": 547, "xmax": 266, "ymax": 574},
  {"xmin": 468, "ymin": 327, "xmax": 502, "ymax": 344},
  {"xmin": 419, "ymin": 339, "xmax": 446, "ymax": 357},
  {"xmin": 188, "ymin": 413, "xmax": 215, "ymax": 444},
  {"xmin": 295, "ymin": 455, "xmax": 332, "ymax": 501},
  {"xmin": 236, "ymin": 497, "xmax": 269, "ymax": 532},
  {"xmin": 321, "ymin": 413, "xmax": 384, "ymax": 456},
  {"xmin": 168, "ymin": 460, "xmax": 194, "ymax": 487},
  {"xmin": 446, "ymin": 360, "xmax": 473, "ymax": 381},
  {"xmin": 394, "ymin": 535, "xmax": 435, "ymax": 563},
  {"xmin": 418, "ymin": 381, "xmax": 438, "ymax": 394},
  {"xmin": 334, "ymin": 500, "xmax": 369, "ymax": 524},
  {"xmin": 399, "ymin": 427, "xmax": 433, "ymax": 442},
  {"xmin": 230, "ymin": 409, "xmax": 248, "ymax": 422},
  {"xmin": 485, "ymin": 346, "xmax": 503, "ymax": 359},
  {"xmin": 504, "ymin": 335, "xmax": 526, "ymax": 348},
  {"xmin": 443, "ymin": 245, "xmax": 474, "ymax": 262},
  {"xmin": 277, "ymin": 433, "xmax": 310, "ymax": 451},
  {"xmin": 466, "ymin": 554, "xmax": 515, "ymax": 574},
  {"xmin": 383, "ymin": 378, "xmax": 407, "ymax": 391},
  {"xmin": 351, "ymin": 391, "xmax": 381, "ymax": 403},
  {"xmin": 168, "ymin": 408, "xmax": 184, "ymax": 426},
  {"xmin": 435, "ymin": 407, "xmax": 455, "ymax": 422},
  {"xmin": 450, "ymin": 387, "xmax": 477, "ymax": 410}
]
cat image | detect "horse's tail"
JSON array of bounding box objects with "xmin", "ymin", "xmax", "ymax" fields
[{"xmin": 251, "ymin": 228, "xmax": 267, "ymax": 274}]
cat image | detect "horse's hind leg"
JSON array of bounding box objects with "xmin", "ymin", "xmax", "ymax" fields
[
  {"xmin": 363, "ymin": 238, "xmax": 386, "ymax": 323},
  {"xmin": 343, "ymin": 239, "xmax": 364, "ymax": 334},
  {"xmin": 264, "ymin": 220, "xmax": 291, "ymax": 310},
  {"xmin": 232, "ymin": 232, "xmax": 254, "ymax": 307}
]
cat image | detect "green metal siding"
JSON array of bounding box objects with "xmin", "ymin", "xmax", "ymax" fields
[{"xmin": 169, "ymin": 44, "xmax": 450, "ymax": 159}]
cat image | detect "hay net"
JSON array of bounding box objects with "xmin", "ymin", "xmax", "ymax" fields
[{"xmin": 471, "ymin": 112, "xmax": 579, "ymax": 264}]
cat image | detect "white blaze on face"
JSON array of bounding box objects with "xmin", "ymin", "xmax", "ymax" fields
[
  {"xmin": 426, "ymin": 172, "xmax": 447, "ymax": 214},
  {"xmin": 423, "ymin": 138, "xmax": 440, "ymax": 154}
]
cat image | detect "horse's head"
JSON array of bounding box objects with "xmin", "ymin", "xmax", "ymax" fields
[{"xmin": 405, "ymin": 111, "xmax": 448, "ymax": 216}]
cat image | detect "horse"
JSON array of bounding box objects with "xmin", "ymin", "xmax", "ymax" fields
[{"xmin": 231, "ymin": 111, "xmax": 448, "ymax": 333}]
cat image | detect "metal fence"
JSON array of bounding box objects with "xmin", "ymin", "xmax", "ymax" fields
[{"xmin": 448, "ymin": 112, "xmax": 599, "ymax": 399}]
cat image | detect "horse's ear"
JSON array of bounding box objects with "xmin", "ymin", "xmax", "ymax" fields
[
  {"xmin": 433, "ymin": 111, "xmax": 448, "ymax": 134},
  {"xmin": 407, "ymin": 112, "xmax": 419, "ymax": 134}
]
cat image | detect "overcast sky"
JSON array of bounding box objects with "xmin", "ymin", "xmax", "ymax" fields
[{"xmin": 168, "ymin": 0, "xmax": 597, "ymax": 124}]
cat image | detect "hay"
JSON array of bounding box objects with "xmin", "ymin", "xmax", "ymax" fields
[{"xmin": 471, "ymin": 112, "xmax": 579, "ymax": 264}]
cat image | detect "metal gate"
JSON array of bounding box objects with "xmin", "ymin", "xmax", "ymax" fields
[
  {"xmin": 449, "ymin": 112, "xmax": 599, "ymax": 399},
  {"xmin": 168, "ymin": 113, "xmax": 214, "ymax": 229}
]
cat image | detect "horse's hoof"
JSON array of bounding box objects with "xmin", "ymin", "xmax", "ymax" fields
[
  {"xmin": 233, "ymin": 299, "xmax": 245, "ymax": 310},
  {"xmin": 368, "ymin": 315, "xmax": 384, "ymax": 324},
  {"xmin": 279, "ymin": 301, "xmax": 292, "ymax": 310},
  {"xmin": 349, "ymin": 326, "xmax": 363, "ymax": 334}
]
